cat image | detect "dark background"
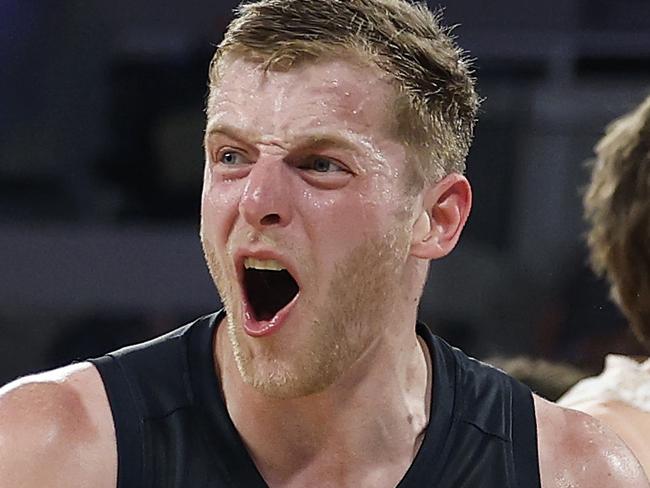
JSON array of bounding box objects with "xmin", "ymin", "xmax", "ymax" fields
[{"xmin": 2, "ymin": 0, "xmax": 650, "ymax": 385}]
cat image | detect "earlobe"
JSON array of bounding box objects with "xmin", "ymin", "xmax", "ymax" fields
[{"xmin": 409, "ymin": 173, "xmax": 472, "ymax": 260}]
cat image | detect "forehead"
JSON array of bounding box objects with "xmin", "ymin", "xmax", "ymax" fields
[{"xmin": 207, "ymin": 56, "xmax": 397, "ymax": 141}]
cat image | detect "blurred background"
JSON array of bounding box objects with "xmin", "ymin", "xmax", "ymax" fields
[{"xmin": 1, "ymin": 0, "xmax": 649, "ymax": 387}]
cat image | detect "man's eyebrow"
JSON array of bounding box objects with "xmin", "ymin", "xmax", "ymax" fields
[
  {"xmin": 206, "ymin": 123, "xmax": 364, "ymax": 154},
  {"xmin": 205, "ymin": 123, "xmax": 255, "ymax": 144},
  {"xmin": 291, "ymin": 133, "xmax": 364, "ymax": 154}
]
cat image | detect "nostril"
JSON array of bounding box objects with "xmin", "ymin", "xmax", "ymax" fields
[{"xmin": 260, "ymin": 214, "xmax": 281, "ymax": 226}]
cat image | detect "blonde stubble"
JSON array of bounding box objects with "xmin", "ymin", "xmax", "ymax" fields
[{"xmin": 201, "ymin": 225, "xmax": 411, "ymax": 399}]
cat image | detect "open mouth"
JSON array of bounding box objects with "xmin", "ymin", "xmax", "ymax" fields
[{"xmin": 243, "ymin": 259, "xmax": 300, "ymax": 322}]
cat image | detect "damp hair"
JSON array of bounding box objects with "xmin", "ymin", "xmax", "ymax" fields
[
  {"xmin": 207, "ymin": 0, "xmax": 479, "ymax": 187},
  {"xmin": 584, "ymin": 94, "xmax": 650, "ymax": 349}
]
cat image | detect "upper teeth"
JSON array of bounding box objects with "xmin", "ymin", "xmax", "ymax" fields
[{"xmin": 244, "ymin": 258, "xmax": 286, "ymax": 271}]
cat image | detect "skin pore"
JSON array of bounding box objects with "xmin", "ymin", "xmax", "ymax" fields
[
  {"xmin": 201, "ymin": 55, "xmax": 438, "ymax": 486},
  {"xmin": 566, "ymin": 399, "xmax": 650, "ymax": 475},
  {"xmin": 198, "ymin": 55, "xmax": 650, "ymax": 488},
  {"xmin": 0, "ymin": 46, "xmax": 647, "ymax": 488}
]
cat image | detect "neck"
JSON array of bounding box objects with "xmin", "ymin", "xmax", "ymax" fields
[{"xmin": 215, "ymin": 311, "xmax": 432, "ymax": 488}]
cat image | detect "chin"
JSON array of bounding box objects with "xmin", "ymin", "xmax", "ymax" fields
[
  {"xmin": 210, "ymin": 227, "xmax": 411, "ymax": 399},
  {"xmin": 248, "ymin": 367, "xmax": 333, "ymax": 400},
  {"xmin": 227, "ymin": 311, "xmax": 351, "ymax": 399}
]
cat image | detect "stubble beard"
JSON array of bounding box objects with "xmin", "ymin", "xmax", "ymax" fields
[{"xmin": 202, "ymin": 227, "xmax": 411, "ymax": 399}]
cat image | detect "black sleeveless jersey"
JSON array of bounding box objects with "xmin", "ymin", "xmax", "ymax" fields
[{"xmin": 89, "ymin": 310, "xmax": 541, "ymax": 487}]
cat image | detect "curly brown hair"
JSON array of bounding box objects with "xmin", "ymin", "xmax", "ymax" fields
[
  {"xmin": 584, "ymin": 94, "xmax": 650, "ymax": 349},
  {"xmin": 207, "ymin": 0, "xmax": 479, "ymax": 187}
]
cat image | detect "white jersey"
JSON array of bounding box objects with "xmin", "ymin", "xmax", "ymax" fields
[{"xmin": 558, "ymin": 354, "xmax": 650, "ymax": 412}]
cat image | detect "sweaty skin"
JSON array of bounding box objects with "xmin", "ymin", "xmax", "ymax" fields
[
  {"xmin": 202, "ymin": 55, "xmax": 421, "ymax": 400},
  {"xmin": 536, "ymin": 396, "xmax": 649, "ymax": 487},
  {"xmin": 203, "ymin": 56, "xmax": 432, "ymax": 486},
  {"xmin": 564, "ymin": 400, "xmax": 650, "ymax": 476},
  {"xmin": 0, "ymin": 56, "xmax": 648, "ymax": 488}
]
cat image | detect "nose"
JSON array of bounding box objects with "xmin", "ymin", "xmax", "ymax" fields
[{"xmin": 239, "ymin": 159, "xmax": 293, "ymax": 230}]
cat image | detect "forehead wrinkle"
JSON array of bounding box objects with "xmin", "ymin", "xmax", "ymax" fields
[
  {"xmin": 208, "ymin": 57, "xmax": 405, "ymax": 172},
  {"xmin": 206, "ymin": 120, "xmax": 256, "ymax": 141},
  {"xmin": 208, "ymin": 95, "xmax": 384, "ymax": 152},
  {"xmin": 206, "ymin": 120, "xmax": 384, "ymax": 165}
]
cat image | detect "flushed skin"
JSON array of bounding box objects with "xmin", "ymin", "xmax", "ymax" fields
[
  {"xmin": 1, "ymin": 58, "xmax": 649, "ymax": 488},
  {"xmin": 202, "ymin": 56, "xmax": 425, "ymax": 401},
  {"xmin": 562, "ymin": 398, "xmax": 650, "ymax": 476},
  {"xmin": 203, "ymin": 57, "xmax": 442, "ymax": 487}
]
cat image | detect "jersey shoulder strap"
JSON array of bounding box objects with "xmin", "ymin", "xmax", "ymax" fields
[{"xmin": 88, "ymin": 312, "xmax": 221, "ymax": 488}]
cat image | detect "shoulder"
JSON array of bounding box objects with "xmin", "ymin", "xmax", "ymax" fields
[
  {"xmin": 567, "ymin": 398, "xmax": 650, "ymax": 434},
  {"xmin": 534, "ymin": 395, "xmax": 650, "ymax": 488},
  {"xmin": 0, "ymin": 362, "xmax": 116, "ymax": 488},
  {"xmin": 568, "ymin": 399, "xmax": 650, "ymax": 477}
]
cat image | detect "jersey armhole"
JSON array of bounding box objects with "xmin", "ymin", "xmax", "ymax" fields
[
  {"xmin": 510, "ymin": 380, "xmax": 541, "ymax": 488},
  {"xmin": 88, "ymin": 355, "xmax": 145, "ymax": 488}
]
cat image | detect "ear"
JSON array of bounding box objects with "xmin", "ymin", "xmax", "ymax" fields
[{"xmin": 409, "ymin": 173, "xmax": 472, "ymax": 260}]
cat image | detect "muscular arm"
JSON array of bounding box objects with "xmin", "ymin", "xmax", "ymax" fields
[
  {"xmin": 535, "ymin": 395, "xmax": 650, "ymax": 488},
  {"xmin": 0, "ymin": 363, "xmax": 116, "ymax": 488}
]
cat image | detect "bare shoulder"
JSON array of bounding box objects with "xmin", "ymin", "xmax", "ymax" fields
[
  {"xmin": 568, "ymin": 398, "xmax": 650, "ymax": 437},
  {"xmin": 568, "ymin": 399, "xmax": 650, "ymax": 477},
  {"xmin": 534, "ymin": 395, "xmax": 650, "ymax": 488},
  {"xmin": 0, "ymin": 362, "xmax": 116, "ymax": 488}
]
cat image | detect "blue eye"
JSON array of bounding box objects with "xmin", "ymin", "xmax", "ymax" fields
[
  {"xmin": 219, "ymin": 151, "xmax": 247, "ymax": 165},
  {"xmin": 305, "ymin": 157, "xmax": 344, "ymax": 173}
]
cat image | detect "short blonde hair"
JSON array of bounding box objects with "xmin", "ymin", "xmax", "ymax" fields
[
  {"xmin": 208, "ymin": 0, "xmax": 479, "ymax": 186},
  {"xmin": 584, "ymin": 94, "xmax": 650, "ymax": 349}
]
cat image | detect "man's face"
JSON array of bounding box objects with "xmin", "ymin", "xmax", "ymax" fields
[{"xmin": 202, "ymin": 56, "xmax": 417, "ymax": 398}]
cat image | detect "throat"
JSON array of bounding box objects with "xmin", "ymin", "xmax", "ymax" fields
[
  {"xmin": 244, "ymin": 268, "xmax": 299, "ymax": 321},
  {"xmin": 224, "ymin": 342, "xmax": 432, "ymax": 487}
]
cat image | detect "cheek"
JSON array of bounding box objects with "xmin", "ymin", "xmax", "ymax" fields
[
  {"xmin": 365, "ymin": 171, "xmax": 411, "ymax": 210},
  {"xmin": 300, "ymin": 187, "xmax": 384, "ymax": 259},
  {"xmin": 201, "ymin": 169, "xmax": 244, "ymax": 242}
]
